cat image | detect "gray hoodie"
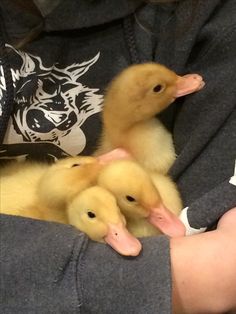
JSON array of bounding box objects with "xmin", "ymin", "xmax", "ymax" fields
[{"xmin": 0, "ymin": 0, "xmax": 235, "ymax": 313}]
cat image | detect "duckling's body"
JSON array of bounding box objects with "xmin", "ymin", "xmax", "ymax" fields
[
  {"xmin": 97, "ymin": 159, "xmax": 185, "ymax": 238},
  {"xmin": 149, "ymin": 171, "xmax": 183, "ymax": 214},
  {"xmin": 0, "ymin": 156, "xmax": 101, "ymax": 223},
  {"xmin": 99, "ymin": 118, "xmax": 175, "ymax": 174},
  {"xmin": 97, "ymin": 63, "xmax": 204, "ymax": 174},
  {"xmin": 125, "ymin": 216, "xmax": 161, "ymax": 238},
  {"xmin": 0, "ymin": 161, "xmax": 49, "ymax": 220}
]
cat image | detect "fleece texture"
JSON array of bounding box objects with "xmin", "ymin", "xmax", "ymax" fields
[{"xmin": 0, "ymin": 0, "xmax": 235, "ymax": 312}]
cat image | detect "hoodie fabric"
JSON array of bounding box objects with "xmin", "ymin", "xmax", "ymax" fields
[{"xmin": 0, "ymin": 0, "xmax": 235, "ymax": 313}]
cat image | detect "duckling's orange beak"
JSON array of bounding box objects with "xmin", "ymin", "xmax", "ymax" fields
[
  {"xmin": 148, "ymin": 203, "xmax": 186, "ymax": 237},
  {"xmin": 104, "ymin": 222, "xmax": 142, "ymax": 256},
  {"xmin": 175, "ymin": 74, "xmax": 205, "ymax": 98}
]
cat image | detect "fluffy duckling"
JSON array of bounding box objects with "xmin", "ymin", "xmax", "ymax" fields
[
  {"xmin": 0, "ymin": 161, "xmax": 50, "ymax": 220},
  {"xmin": 96, "ymin": 63, "xmax": 204, "ymax": 174},
  {"xmin": 37, "ymin": 156, "xmax": 101, "ymax": 212},
  {"xmin": 67, "ymin": 186, "xmax": 142, "ymax": 256},
  {"xmin": 0, "ymin": 156, "xmax": 101, "ymax": 223},
  {"xmin": 97, "ymin": 159, "xmax": 185, "ymax": 238}
]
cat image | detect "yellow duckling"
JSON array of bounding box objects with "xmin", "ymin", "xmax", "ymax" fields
[
  {"xmin": 96, "ymin": 63, "xmax": 204, "ymax": 174},
  {"xmin": 0, "ymin": 161, "xmax": 50, "ymax": 220},
  {"xmin": 0, "ymin": 155, "xmax": 142, "ymax": 256},
  {"xmin": 97, "ymin": 159, "xmax": 185, "ymax": 238},
  {"xmin": 0, "ymin": 156, "xmax": 101, "ymax": 223},
  {"xmin": 37, "ymin": 156, "xmax": 101, "ymax": 213},
  {"xmin": 67, "ymin": 185, "xmax": 142, "ymax": 256}
]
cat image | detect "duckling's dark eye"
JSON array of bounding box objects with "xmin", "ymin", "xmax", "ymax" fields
[
  {"xmin": 153, "ymin": 84, "xmax": 163, "ymax": 93},
  {"xmin": 87, "ymin": 211, "xmax": 96, "ymax": 218},
  {"xmin": 71, "ymin": 163, "xmax": 81, "ymax": 167},
  {"xmin": 126, "ymin": 195, "xmax": 136, "ymax": 202}
]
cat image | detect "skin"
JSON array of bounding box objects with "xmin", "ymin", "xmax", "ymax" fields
[{"xmin": 171, "ymin": 207, "xmax": 236, "ymax": 314}]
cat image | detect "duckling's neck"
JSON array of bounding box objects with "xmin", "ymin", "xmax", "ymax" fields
[
  {"xmin": 103, "ymin": 112, "xmax": 164, "ymax": 147},
  {"xmin": 103, "ymin": 106, "xmax": 153, "ymax": 145},
  {"xmin": 103, "ymin": 107, "xmax": 138, "ymax": 131}
]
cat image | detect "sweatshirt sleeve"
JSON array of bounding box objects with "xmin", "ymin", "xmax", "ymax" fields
[
  {"xmin": 180, "ymin": 175, "xmax": 236, "ymax": 235},
  {"xmin": 78, "ymin": 235, "xmax": 171, "ymax": 314},
  {"xmin": 0, "ymin": 214, "xmax": 172, "ymax": 314}
]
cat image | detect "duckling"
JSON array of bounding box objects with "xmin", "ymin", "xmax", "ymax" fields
[
  {"xmin": 0, "ymin": 161, "xmax": 50, "ymax": 220},
  {"xmin": 97, "ymin": 159, "xmax": 185, "ymax": 238},
  {"xmin": 96, "ymin": 63, "xmax": 204, "ymax": 174},
  {"xmin": 37, "ymin": 156, "xmax": 101, "ymax": 213},
  {"xmin": 0, "ymin": 156, "xmax": 143, "ymax": 255},
  {"xmin": 67, "ymin": 186, "xmax": 142, "ymax": 256},
  {"xmin": 0, "ymin": 156, "xmax": 101, "ymax": 223}
]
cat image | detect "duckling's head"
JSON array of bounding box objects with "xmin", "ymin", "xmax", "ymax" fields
[
  {"xmin": 38, "ymin": 156, "xmax": 102, "ymax": 209},
  {"xmin": 98, "ymin": 160, "xmax": 160, "ymax": 218},
  {"xmin": 103, "ymin": 63, "xmax": 204, "ymax": 125},
  {"xmin": 67, "ymin": 186, "xmax": 142, "ymax": 256},
  {"xmin": 98, "ymin": 160, "xmax": 185, "ymax": 237}
]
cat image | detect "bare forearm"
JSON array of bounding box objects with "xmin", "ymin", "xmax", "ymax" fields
[{"xmin": 171, "ymin": 208, "xmax": 236, "ymax": 314}]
